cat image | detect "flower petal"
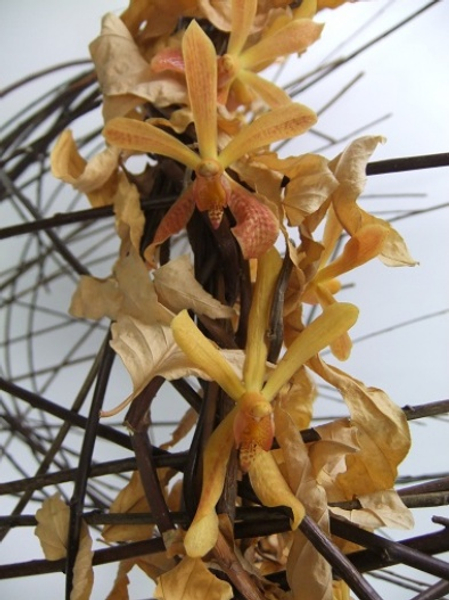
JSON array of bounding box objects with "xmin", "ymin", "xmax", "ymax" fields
[
  {"xmin": 219, "ymin": 104, "xmax": 316, "ymax": 168},
  {"xmin": 249, "ymin": 448, "xmax": 305, "ymax": 529},
  {"xmin": 262, "ymin": 302, "xmax": 359, "ymax": 401},
  {"xmin": 227, "ymin": 0, "xmax": 257, "ymax": 56},
  {"xmin": 182, "ymin": 21, "xmax": 218, "ymax": 159},
  {"xmin": 184, "ymin": 410, "xmax": 237, "ymax": 557},
  {"xmin": 243, "ymin": 247, "xmax": 282, "ymax": 391},
  {"xmin": 240, "ymin": 20, "xmax": 323, "ymax": 71},
  {"xmin": 238, "ymin": 69, "xmax": 292, "ymax": 108},
  {"xmin": 171, "ymin": 310, "xmax": 245, "ymax": 401},
  {"xmin": 227, "ymin": 184, "xmax": 279, "ymax": 259},
  {"xmin": 103, "ymin": 117, "xmax": 201, "ymax": 171}
]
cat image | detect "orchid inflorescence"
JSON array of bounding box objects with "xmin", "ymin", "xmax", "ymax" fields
[{"xmin": 44, "ymin": 0, "xmax": 418, "ymax": 598}]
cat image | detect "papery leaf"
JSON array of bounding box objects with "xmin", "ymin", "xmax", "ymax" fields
[
  {"xmin": 184, "ymin": 410, "xmax": 237, "ymax": 557},
  {"xmin": 103, "ymin": 117, "xmax": 201, "ymax": 170},
  {"xmin": 182, "ymin": 20, "xmax": 218, "ymax": 159},
  {"xmin": 35, "ymin": 494, "xmax": 70, "ymax": 560},
  {"xmin": 103, "ymin": 471, "xmax": 153, "ymax": 542},
  {"xmin": 107, "ymin": 316, "xmax": 210, "ymax": 415},
  {"xmin": 51, "ymin": 129, "xmax": 121, "ymax": 207},
  {"xmin": 276, "ymin": 367, "xmax": 317, "ymax": 430},
  {"xmin": 153, "ymin": 254, "xmax": 235, "ymax": 319},
  {"xmin": 240, "ymin": 20, "xmax": 324, "ymax": 70},
  {"xmin": 154, "ymin": 557, "xmax": 233, "ymax": 600},
  {"xmin": 309, "ymin": 357, "xmax": 411, "ymax": 496},
  {"xmin": 283, "ymin": 154, "xmax": 338, "ymax": 226},
  {"xmin": 35, "ymin": 495, "xmax": 94, "ymax": 600},
  {"xmin": 262, "ymin": 302, "xmax": 359, "ymax": 401},
  {"xmin": 275, "ymin": 407, "xmax": 332, "ymax": 600},
  {"xmin": 113, "ymin": 178, "xmax": 145, "ymax": 252},
  {"xmin": 331, "ymin": 489, "xmax": 414, "ymax": 531},
  {"xmin": 90, "ymin": 13, "xmax": 187, "ymax": 115},
  {"xmin": 219, "ymin": 104, "xmax": 317, "ymax": 168}
]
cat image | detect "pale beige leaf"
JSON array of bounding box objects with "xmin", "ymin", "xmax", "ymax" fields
[
  {"xmin": 161, "ymin": 406, "xmax": 197, "ymax": 450},
  {"xmin": 153, "ymin": 255, "xmax": 235, "ymax": 319},
  {"xmin": 103, "ymin": 471, "xmax": 153, "ymax": 542},
  {"xmin": 90, "ymin": 13, "xmax": 187, "ymax": 113},
  {"xmin": 155, "ymin": 557, "xmax": 233, "ymax": 600},
  {"xmin": 35, "ymin": 494, "xmax": 70, "ymax": 561},
  {"xmin": 113, "ymin": 178, "xmax": 145, "ymax": 252},
  {"xmin": 69, "ymin": 245, "xmax": 165, "ymax": 326},
  {"xmin": 331, "ymin": 489, "xmax": 414, "ymax": 531},
  {"xmin": 310, "ymin": 357, "xmax": 411, "ymax": 497},
  {"xmin": 107, "ymin": 315, "xmax": 221, "ymax": 414},
  {"xmin": 34, "ymin": 495, "xmax": 93, "ymax": 600},
  {"xmin": 105, "ymin": 559, "xmax": 133, "ymax": 600},
  {"xmin": 275, "ymin": 408, "xmax": 332, "ymax": 600}
]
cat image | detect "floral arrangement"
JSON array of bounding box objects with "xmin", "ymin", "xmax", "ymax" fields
[{"xmin": 35, "ymin": 1, "xmax": 420, "ymax": 598}]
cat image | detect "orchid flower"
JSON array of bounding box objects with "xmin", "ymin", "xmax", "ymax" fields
[
  {"xmin": 152, "ymin": 0, "xmax": 323, "ymax": 108},
  {"xmin": 171, "ymin": 248, "xmax": 359, "ymax": 557},
  {"xmin": 104, "ymin": 20, "xmax": 317, "ymax": 263}
]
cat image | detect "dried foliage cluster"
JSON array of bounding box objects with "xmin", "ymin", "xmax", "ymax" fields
[{"xmin": 2, "ymin": 1, "xmax": 448, "ymax": 599}]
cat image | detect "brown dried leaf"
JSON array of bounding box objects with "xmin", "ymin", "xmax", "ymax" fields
[
  {"xmin": 153, "ymin": 255, "xmax": 235, "ymax": 319},
  {"xmin": 35, "ymin": 494, "xmax": 94, "ymax": 600},
  {"xmin": 103, "ymin": 471, "xmax": 153, "ymax": 542},
  {"xmin": 310, "ymin": 357, "xmax": 411, "ymax": 497},
  {"xmin": 154, "ymin": 557, "xmax": 233, "ymax": 600},
  {"xmin": 90, "ymin": 13, "xmax": 187, "ymax": 118},
  {"xmin": 274, "ymin": 408, "xmax": 332, "ymax": 600},
  {"xmin": 331, "ymin": 489, "xmax": 414, "ymax": 531},
  {"xmin": 51, "ymin": 129, "xmax": 121, "ymax": 207}
]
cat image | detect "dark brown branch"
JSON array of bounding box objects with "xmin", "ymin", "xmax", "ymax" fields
[{"xmin": 366, "ymin": 152, "xmax": 449, "ymax": 176}]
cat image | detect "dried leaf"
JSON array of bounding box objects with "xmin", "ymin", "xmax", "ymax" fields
[
  {"xmin": 153, "ymin": 255, "xmax": 235, "ymax": 319},
  {"xmin": 154, "ymin": 557, "xmax": 233, "ymax": 600},
  {"xmin": 275, "ymin": 408, "xmax": 332, "ymax": 600},
  {"xmin": 51, "ymin": 129, "xmax": 121, "ymax": 207},
  {"xmin": 310, "ymin": 357, "xmax": 411, "ymax": 497},
  {"xmin": 331, "ymin": 489, "xmax": 414, "ymax": 531},
  {"xmin": 35, "ymin": 494, "xmax": 94, "ymax": 600}
]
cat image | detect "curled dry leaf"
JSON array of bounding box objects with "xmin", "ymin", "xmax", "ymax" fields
[
  {"xmin": 90, "ymin": 13, "xmax": 187, "ymax": 119},
  {"xmin": 153, "ymin": 254, "xmax": 236, "ymax": 319},
  {"xmin": 35, "ymin": 494, "xmax": 94, "ymax": 600},
  {"xmin": 154, "ymin": 556, "xmax": 233, "ymax": 600},
  {"xmin": 274, "ymin": 407, "xmax": 332, "ymax": 600},
  {"xmin": 310, "ymin": 357, "xmax": 411, "ymax": 497},
  {"xmin": 331, "ymin": 489, "xmax": 414, "ymax": 531},
  {"xmin": 50, "ymin": 129, "xmax": 122, "ymax": 207}
]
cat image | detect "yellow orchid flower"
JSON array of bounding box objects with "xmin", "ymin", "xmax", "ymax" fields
[
  {"xmin": 152, "ymin": 0, "xmax": 323, "ymax": 108},
  {"xmin": 104, "ymin": 20, "xmax": 317, "ymax": 262},
  {"xmin": 217, "ymin": 0, "xmax": 323, "ymax": 108},
  {"xmin": 171, "ymin": 248, "xmax": 359, "ymax": 557}
]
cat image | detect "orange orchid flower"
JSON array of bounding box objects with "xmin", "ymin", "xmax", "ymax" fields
[
  {"xmin": 103, "ymin": 20, "xmax": 317, "ymax": 263},
  {"xmin": 171, "ymin": 248, "xmax": 359, "ymax": 557}
]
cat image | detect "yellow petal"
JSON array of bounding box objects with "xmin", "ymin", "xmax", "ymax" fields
[
  {"xmin": 219, "ymin": 104, "xmax": 316, "ymax": 169},
  {"xmin": 243, "ymin": 247, "xmax": 282, "ymax": 391},
  {"xmin": 316, "ymin": 224, "xmax": 389, "ymax": 282},
  {"xmin": 249, "ymin": 449, "xmax": 305, "ymax": 529},
  {"xmin": 238, "ymin": 69, "xmax": 292, "ymax": 108},
  {"xmin": 103, "ymin": 117, "xmax": 201, "ymax": 171},
  {"xmin": 182, "ymin": 20, "xmax": 218, "ymax": 159},
  {"xmin": 184, "ymin": 410, "xmax": 237, "ymax": 557},
  {"xmin": 171, "ymin": 310, "xmax": 245, "ymax": 401},
  {"xmin": 262, "ymin": 302, "xmax": 359, "ymax": 401},
  {"xmin": 227, "ymin": 0, "xmax": 257, "ymax": 56},
  {"xmin": 240, "ymin": 20, "xmax": 324, "ymax": 71}
]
